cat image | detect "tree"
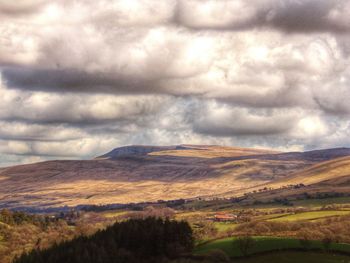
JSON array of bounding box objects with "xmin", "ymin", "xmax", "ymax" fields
[
  {"xmin": 14, "ymin": 218, "xmax": 194, "ymax": 263},
  {"xmin": 236, "ymin": 235, "xmax": 255, "ymax": 257}
]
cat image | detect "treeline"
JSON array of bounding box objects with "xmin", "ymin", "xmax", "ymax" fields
[
  {"xmin": 235, "ymin": 214, "xmax": 350, "ymax": 243},
  {"xmin": 14, "ymin": 218, "xmax": 194, "ymax": 263},
  {"xmin": 0, "ymin": 209, "xmax": 111, "ymax": 263},
  {"xmin": 80, "ymin": 199, "xmax": 187, "ymax": 212},
  {"xmin": 0, "ymin": 209, "xmax": 52, "ymax": 227}
]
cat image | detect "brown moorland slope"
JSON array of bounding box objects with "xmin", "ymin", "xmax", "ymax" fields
[
  {"xmin": 275, "ymin": 156, "xmax": 350, "ymax": 186},
  {"xmin": 0, "ymin": 145, "xmax": 350, "ymax": 209},
  {"xmin": 235, "ymin": 156, "xmax": 350, "ymax": 202}
]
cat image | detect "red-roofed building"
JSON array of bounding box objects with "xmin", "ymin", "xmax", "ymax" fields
[{"xmin": 214, "ymin": 212, "xmax": 237, "ymax": 222}]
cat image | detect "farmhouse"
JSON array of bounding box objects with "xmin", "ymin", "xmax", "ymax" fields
[{"xmin": 214, "ymin": 212, "xmax": 237, "ymax": 222}]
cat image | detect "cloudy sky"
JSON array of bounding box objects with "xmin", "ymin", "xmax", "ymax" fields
[{"xmin": 1, "ymin": 0, "xmax": 350, "ymax": 166}]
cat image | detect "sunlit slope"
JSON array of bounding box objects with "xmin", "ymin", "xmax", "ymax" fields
[
  {"xmin": 272, "ymin": 156, "xmax": 350, "ymax": 187},
  {"xmin": 149, "ymin": 145, "xmax": 279, "ymax": 158},
  {"xmin": 98, "ymin": 144, "xmax": 279, "ymax": 159},
  {"xmin": 235, "ymin": 156, "xmax": 350, "ymax": 202}
]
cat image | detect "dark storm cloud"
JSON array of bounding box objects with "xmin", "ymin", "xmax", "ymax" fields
[
  {"xmin": 194, "ymin": 122, "xmax": 292, "ymax": 137},
  {"xmin": 267, "ymin": 0, "xmax": 349, "ymax": 33},
  {"xmin": 2, "ymin": 67, "xmax": 157, "ymax": 94}
]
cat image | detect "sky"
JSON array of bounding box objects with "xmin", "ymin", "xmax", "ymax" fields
[{"xmin": 0, "ymin": 0, "xmax": 350, "ymax": 166}]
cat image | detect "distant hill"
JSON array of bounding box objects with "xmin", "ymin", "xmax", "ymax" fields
[
  {"xmin": 96, "ymin": 145, "xmax": 185, "ymax": 159},
  {"xmin": 263, "ymin": 147, "xmax": 350, "ymax": 162},
  {"xmin": 97, "ymin": 144, "xmax": 280, "ymax": 159},
  {"xmin": 0, "ymin": 145, "xmax": 350, "ymax": 210}
]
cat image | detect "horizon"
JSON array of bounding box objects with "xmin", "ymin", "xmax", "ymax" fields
[{"xmin": 1, "ymin": 0, "xmax": 350, "ymax": 167}]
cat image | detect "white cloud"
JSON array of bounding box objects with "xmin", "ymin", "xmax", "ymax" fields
[
  {"xmin": 292, "ymin": 115, "xmax": 329, "ymax": 139},
  {"xmin": 176, "ymin": 0, "xmax": 263, "ymax": 29}
]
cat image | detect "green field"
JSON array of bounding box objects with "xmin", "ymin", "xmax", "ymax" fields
[
  {"xmin": 194, "ymin": 236, "xmax": 350, "ymax": 258},
  {"xmin": 268, "ymin": 210, "xmax": 350, "ymax": 222},
  {"xmin": 240, "ymin": 197, "xmax": 350, "ymax": 211},
  {"xmin": 235, "ymin": 251, "xmax": 350, "ymax": 263},
  {"xmin": 291, "ymin": 197, "xmax": 350, "ymax": 207},
  {"xmin": 255, "ymin": 213, "xmax": 291, "ymax": 221}
]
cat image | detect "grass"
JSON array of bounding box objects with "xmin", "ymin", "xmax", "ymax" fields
[
  {"xmin": 242, "ymin": 197, "xmax": 350, "ymax": 211},
  {"xmin": 235, "ymin": 251, "xmax": 350, "ymax": 263},
  {"xmin": 176, "ymin": 211, "xmax": 207, "ymax": 220},
  {"xmin": 102, "ymin": 210, "xmax": 128, "ymax": 218},
  {"xmin": 194, "ymin": 236, "xmax": 350, "ymax": 258},
  {"xmin": 254, "ymin": 213, "xmax": 291, "ymax": 221},
  {"xmin": 213, "ymin": 222, "xmax": 237, "ymax": 232},
  {"xmin": 0, "ymin": 234, "xmax": 6, "ymax": 253},
  {"xmin": 268, "ymin": 210, "xmax": 350, "ymax": 222},
  {"xmin": 291, "ymin": 197, "xmax": 350, "ymax": 207}
]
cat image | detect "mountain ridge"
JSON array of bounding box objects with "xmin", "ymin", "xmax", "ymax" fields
[{"xmin": 1, "ymin": 145, "xmax": 350, "ymax": 210}]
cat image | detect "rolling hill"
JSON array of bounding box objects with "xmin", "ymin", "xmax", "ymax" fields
[
  {"xmin": 242, "ymin": 156, "xmax": 350, "ymax": 202},
  {"xmin": 276, "ymin": 156, "xmax": 350, "ymax": 186},
  {"xmin": 0, "ymin": 145, "xmax": 350, "ymax": 210}
]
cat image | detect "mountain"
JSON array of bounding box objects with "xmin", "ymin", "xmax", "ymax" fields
[{"xmin": 1, "ymin": 145, "xmax": 350, "ymax": 210}]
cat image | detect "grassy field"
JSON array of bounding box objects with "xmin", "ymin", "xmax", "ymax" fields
[
  {"xmin": 175, "ymin": 211, "xmax": 207, "ymax": 220},
  {"xmin": 291, "ymin": 197, "xmax": 350, "ymax": 207},
  {"xmin": 254, "ymin": 213, "xmax": 291, "ymax": 221},
  {"xmin": 268, "ymin": 210, "xmax": 350, "ymax": 222},
  {"xmin": 213, "ymin": 222, "xmax": 237, "ymax": 232},
  {"xmin": 235, "ymin": 251, "xmax": 350, "ymax": 263},
  {"xmin": 102, "ymin": 210, "xmax": 128, "ymax": 218},
  {"xmin": 194, "ymin": 236, "xmax": 350, "ymax": 257}
]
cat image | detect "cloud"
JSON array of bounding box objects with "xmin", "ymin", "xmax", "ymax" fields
[
  {"xmin": 175, "ymin": 0, "xmax": 350, "ymax": 33},
  {"xmin": 266, "ymin": 0, "xmax": 349, "ymax": 33},
  {"xmin": 192, "ymin": 101, "xmax": 297, "ymax": 136},
  {"xmin": 175, "ymin": 0, "xmax": 263, "ymax": 30},
  {"xmin": 0, "ymin": 121, "xmax": 86, "ymax": 141},
  {"xmin": 2, "ymin": 25, "xmax": 214, "ymax": 94},
  {"xmin": 0, "ymin": 76, "xmax": 168, "ymax": 124},
  {"xmin": 1, "ymin": 0, "xmax": 350, "ymax": 166},
  {"xmin": 0, "ymin": 0, "xmax": 46, "ymax": 16},
  {"xmin": 314, "ymin": 66, "xmax": 350, "ymax": 115}
]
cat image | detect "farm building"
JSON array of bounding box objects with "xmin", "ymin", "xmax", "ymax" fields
[{"xmin": 213, "ymin": 212, "xmax": 237, "ymax": 222}]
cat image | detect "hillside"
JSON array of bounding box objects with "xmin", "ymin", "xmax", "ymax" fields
[
  {"xmin": 1, "ymin": 145, "xmax": 350, "ymax": 210},
  {"xmin": 238, "ymin": 156, "xmax": 350, "ymax": 202},
  {"xmin": 277, "ymin": 156, "xmax": 350, "ymax": 186}
]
